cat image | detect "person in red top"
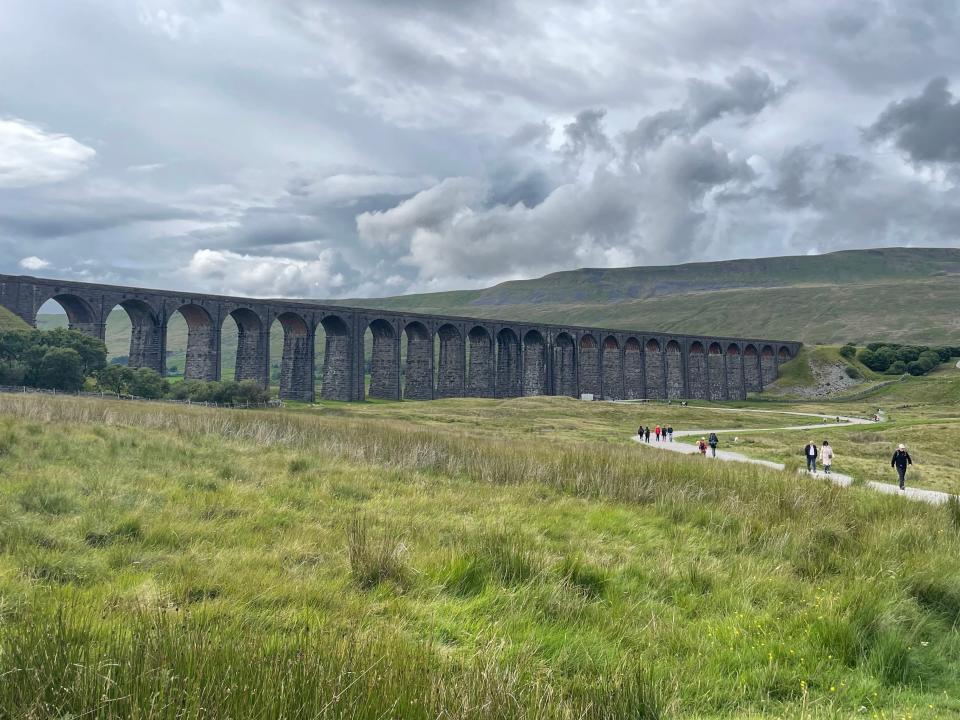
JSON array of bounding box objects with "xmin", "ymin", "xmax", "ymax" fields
[
  {"xmin": 697, "ymin": 437, "xmax": 708, "ymax": 455},
  {"xmin": 655, "ymin": 425, "xmax": 661, "ymax": 442}
]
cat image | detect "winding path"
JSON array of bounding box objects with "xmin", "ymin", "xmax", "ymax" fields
[{"xmin": 628, "ymin": 406, "xmax": 954, "ymax": 505}]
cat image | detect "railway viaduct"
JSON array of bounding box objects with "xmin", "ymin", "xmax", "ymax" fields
[{"xmin": 0, "ymin": 274, "xmax": 800, "ymax": 403}]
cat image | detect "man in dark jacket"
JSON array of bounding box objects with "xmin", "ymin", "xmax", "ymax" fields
[
  {"xmin": 803, "ymin": 441, "xmax": 818, "ymax": 473},
  {"xmin": 891, "ymin": 444, "xmax": 913, "ymax": 490},
  {"xmin": 708, "ymin": 432, "xmax": 719, "ymax": 457}
]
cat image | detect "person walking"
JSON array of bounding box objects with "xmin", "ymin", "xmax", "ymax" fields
[
  {"xmin": 667, "ymin": 426, "xmax": 674, "ymax": 442},
  {"xmin": 803, "ymin": 440, "xmax": 818, "ymax": 473},
  {"xmin": 637, "ymin": 424, "xmax": 644, "ymax": 440},
  {"xmin": 891, "ymin": 443, "xmax": 913, "ymax": 490},
  {"xmin": 655, "ymin": 425, "xmax": 661, "ymax": 442},
  {"xmin": 697, "ymin": 437, "xmax": 708, "ymax": 455},
  {"xmin": 820, "ymin": 440, "xmax": 834, "ymax": 475},
  {"xmin": 708, "ymin": 432, "xmax": 719, "ymax": 458},
  {"xmin": 644, "ymin": 426, "xmax": 651, "ymax": 442}
]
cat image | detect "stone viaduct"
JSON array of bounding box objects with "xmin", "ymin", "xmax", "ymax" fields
[{"xmin": 0, "ymin": 274, "xmax": 800, "ymax": 403}]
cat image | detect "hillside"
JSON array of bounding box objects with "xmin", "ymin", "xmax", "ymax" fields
[
  {"xmin": 331, "ymin": 247, "xmax": 960, "ymax": 345},
  {"xmin": 0, "ymin": 306, "xmax": 29, "ymax": 332}
]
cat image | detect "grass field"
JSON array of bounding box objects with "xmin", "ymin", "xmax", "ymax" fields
[{"xmin": 2, "ymin": 391, "xmax": 960, "ymax": 718}]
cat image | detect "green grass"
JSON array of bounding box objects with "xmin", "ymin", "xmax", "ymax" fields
[
  {"xmin": 1, "ymin": 393, "xmax": 960, "ymax": 718},
  {"xmin": 329, "ymin": 247, "xmax": 960, "ymax": 345},
  {"xmin": 0, "ymin": 306, "xmax": 29, "ymax": 331}
]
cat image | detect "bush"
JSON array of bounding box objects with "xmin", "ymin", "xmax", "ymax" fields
[
  {"xmin": 887, "ymin": 361, "xmax": 907, "ymax": 375},
  {"xmin": 34, "ymin": 348, "xmax": 85, "ymax": 391},
  {"xmin": 844, "ymin": 366, "xmax": 862, "ymax": 379},
  {"xmin": 127, "ymin": 368, "xmax": 168, "ymax": 399},
  {"xmin": 838, "ymin": 344, "xmax": 857, "ymax": 359}
]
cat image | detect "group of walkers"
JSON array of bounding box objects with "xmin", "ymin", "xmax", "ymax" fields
[
  {"xmin": 802, "ymin": 440, "xmax": 834, "ymax": 474},
  {"xmin": 695, "ymin": 433, "xmax": 719, "ymax": 457},
  {"xmin": 637, "ymin": 424, "xmax": 674, "ymax": 442}
]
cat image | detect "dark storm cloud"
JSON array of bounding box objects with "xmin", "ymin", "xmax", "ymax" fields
[{"xmin": 866, "ymin": 77, "xmax": 960, "ymax": 165}]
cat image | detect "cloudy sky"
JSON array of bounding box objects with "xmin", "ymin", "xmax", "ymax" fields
[{"xmin": 2, "ymin": 0, "xmax": 960, "ymax": 299}]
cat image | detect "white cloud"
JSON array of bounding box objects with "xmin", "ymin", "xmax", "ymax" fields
[
  {"xmin": 18, "ymin": 256, "xmax": 51, "ymax": 271},
  {"xmin": 181, "ymin": 248, "xmax": 344, "ymax": 298},
  {"xmin": 0, "ymin": 118, "xmax": 96, "ymax": 188}
]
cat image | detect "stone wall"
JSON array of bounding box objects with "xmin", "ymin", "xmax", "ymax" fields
[
  {"xmin": 403, "ymin": 322, "xmax": 433, "ymax": 400},
  {"xmin": 725, "ymin": 349, "xmax": 745, "ymax": 401},
  {"xmin": 578, "ymin": 336, "xmax": 601, "ymax": 396},
  {"xmin": 686, "ymin": 347, "xmax": 708, "ymax": 400},
  {"xmin": 601, "ymin": 338, "xmax": 623, "ymax": 399},
  {"xmin": 707, "ymin": 347, "xmax": 727, "ymax": 400},
  {"xmin": 467, "ymin": 328, "xmax": 495, "ymax": 398},
  {"xmin": 743, "ymin": 347, "xmax": 762, "ymax": 392},
  {"xmin": 624, "ymin": 340, "xmax": 644, "ymax": 399},
  {"xmin": 761, "ymin": 348, "xmax": 778, "ymax": 386},
  {"xmin": 644, "ymin": 341, "xmax": 666, "ymax": 399},
  {"xmin": 665, "ymin": 343, "xmax": 684, "ymax": 399},
  {"xmin": 523, "ymin": 331, "xmax": 547, "ymax": 396},
  {"xmin": 368, "ymin": 320, "xmax": 399, "ymax": 400},
  {"xmin": 496, "ymin": 330, "xmax": 521, "ymax": 398},
  {"xmin": 435, "ymin": 325, "xmax": 464, "ymax": 398},
  {"xmin": 552, "ymin": 335, "xmax": 577, "ymax": 397}
]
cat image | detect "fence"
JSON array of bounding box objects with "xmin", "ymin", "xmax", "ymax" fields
[{"xmin": 0, "ymin": 385, "xmax": 285, "ymax": 410}]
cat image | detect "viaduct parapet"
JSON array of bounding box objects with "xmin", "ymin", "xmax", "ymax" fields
[{"xmin": 0, "ymin": 274, "xmax": 801, "ymax": 402}]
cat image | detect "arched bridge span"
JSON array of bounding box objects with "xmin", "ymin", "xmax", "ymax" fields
[{"xmin": 0, "ymin": 274, "xmax": 801, "ymax": 402}]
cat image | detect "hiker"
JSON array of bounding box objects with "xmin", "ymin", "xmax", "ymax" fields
[
  {"xmin": 708, "ymin": 432, "xmax": 719, "ymax": 458},
  {"xmin": 655, "ymin": 425, "xmax": 661, "ymax": 442},
  {"xmin": 644, "ymin": 426, "xmax": 651, "ymax": 442},
  {"xmin": 697, "ymin": 437, "xmax": 708, "ymax": 455},
  {"xmin": 667, "ymin": 426, "xmax": 674, "ymax": 442},
  {"xmin": 803, "ymin": 440, "xmax": 818, "ymax": 473},
  {"xmin": 891, "ymin": 443, "xmax": 913, "ymax": 490},
  {"xmin": 820, "ymin": 440, "xmax": 834, "ymax": 475},
  {"xmin": 637, "ymin": 425, "xmax": 644, "ymax": 440}
]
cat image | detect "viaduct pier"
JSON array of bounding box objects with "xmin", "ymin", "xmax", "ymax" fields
[{"xmin": 0, "ymin": 274, "xmax": 800, "ymax": 403}]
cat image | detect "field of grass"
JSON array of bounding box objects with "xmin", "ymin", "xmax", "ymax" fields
[{"xmin": 2, "ymin": 393, "xmax": 960, "ymax": 718}]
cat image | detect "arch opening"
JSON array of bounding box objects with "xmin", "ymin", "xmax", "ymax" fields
[
  {"xmin": 108, "ymin": 299, "xmax": 163, "ymax": 375},
  {"xmin": 36, "ymin": 295, "xmax": 99, "ymax": 338}
]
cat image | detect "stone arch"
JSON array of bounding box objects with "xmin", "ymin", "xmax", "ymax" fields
[
  {"xmin": 436, "ymin": 323, "xmax": 464, "ymax": 398},
  {"xmin": 467, "ymin": 325, "xmax": 494, "ymax": 397},
  {"xmin": 725, "ymin": 342, "xmax": 745, "ymax": 400},
  {"xmin": 760, "ymin": 344, "xmax": 777, "ymax": 386},
  {"xmin": 98, "ymin": 298, "xmax": 162, "ymax": 375},
  {"xmin": 224, "ymin": 307, "xmax": 267, "ymax": 386},
  {"xmin": 601, "ymin": 335, "xmax": 623, "ymax": 399},
  {"xmin": 367, "ymin": 319, "xmax": 398, "ymax": 400},
  {"xmin": 687, "ymin": 341, "xmax": 708, "ymax": 400},
  {"xmin": 743, "ymin": 344, "xmax": 761, "ymax": 392},
  {"xmin": 36, "ymin": 293, "xmax": 99, "ymax": 337},
  {"xmin": 624, "ymin": 337, "xmax": 644, "ymax": 399},
  {"xmin": 173, "ymin": 303, "xmax": 218, "ymax": 381},
  {"xmin": 273, "ymin": 312, "xmax": 313, "ymax": 401},
  {"xmin": 403, "ymin": 321, "xmax": 433, "ymax": 400},
  {"xmin": 665, "ymin": 339, "xmax": 683, "ymax": 399},
  {"xmin": 552, "ymin": 332, "xmax": 576, "ymax": 397},
  {"xmin": 523, "ymin": 329, "xmax": 547, "ymax": 396},
  {"xmin": 320, "ymin": 315, "xmax": 352, "ymax": 401},
  {"xmin": 707, "ymin": 341, "xmax": 726, "ymax": 400},
  {"xmin": 644, "ymin": 338, "xmax": 665, "ymax": 399},
  {"xmin": 496, "ymin": 328, "xmax": 521, "ymax": 398},
  {"xmin": 779, "ymin": 346, "xmax": 791, "ymax": 361},
  {"xmin": 578, "ymin": 334, "xmax": 600, "ymax": 396}
]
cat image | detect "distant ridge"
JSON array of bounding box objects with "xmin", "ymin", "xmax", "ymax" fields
[{"xmin": 327, "ymin": 247, "xmax": 960, "ymax": 345}]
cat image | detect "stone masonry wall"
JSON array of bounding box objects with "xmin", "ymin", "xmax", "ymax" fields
[
  {"xmin": 687, "ymin": 350, "xmax": 708, "ymax": 400},
  {"xmin": 601, "ymin": 343, "xmax": 623, "ymax": 399},
  {"xmin": 624, "ymin": 343, "xmax": 644, "ymax": 399},
  {"xmin": 743, "ymin": 349, "xmax": 762, "ymax": 392},
  {"xmin": 725, "ymin": 352, "xmax": 745, "ymax": 401},
  {"xmin": 467, "ymin": 331, "xmax": 495, "ymax": 397},
  {"xmin": 552, "ymin": 339, "xmax": 576, "ymax": 397},
  {"xmin": 665, "ymin": 347, "xmax": 684, "ymax": 399},
  {"xmin": 578, "ymin": 340, "xmax": 601, "ymax": 396},
  {"xmin": 436, "ymin": 326, "xmax": 465, "ymax": 398},
  {"xmin": 523, "ymin": 334, "xmax": 547, "ymax": 396},
  {"xmin": 707, "ymin": 351, "xmax": 727, "ymax": 400}
]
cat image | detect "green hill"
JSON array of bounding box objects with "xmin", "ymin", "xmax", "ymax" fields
[
  {"xmin": 330, "ymin": 247, "xmax": 960, "ymax": 345},
  {"xmin": 0, "ymin": 306, "xmax": 29, "ymax": 332}
]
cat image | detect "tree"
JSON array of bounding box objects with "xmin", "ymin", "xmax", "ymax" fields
[
  {"xmin": 127, "ymin": 368, "xmax": 168, "ymax": 399},
  {"xmin": 838, "ymin": 344, "xmax": 856, "ymax": 359},
  {"xmin": 34, "ymin": 348, "xmax": 85, "ymax": 391},
  {"xmin": 96, "ymin": 364, "xmax": 130, "ymax": 394},
  {"xmin": 39, "ymin": 328, "xmax": 107, "ymax": 376}
]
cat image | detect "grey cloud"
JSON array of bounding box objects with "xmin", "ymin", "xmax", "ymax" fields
[
  {"xmin": 562, "ymin": 109, "xmax": 613, "ymax": 162},
  {"xmin": 624, "ymin": 67, "xmax": 789, "ymax": 155},
  {"xmin": 866, "ymin": 77, "xmax": 960, "ymax": 165}
]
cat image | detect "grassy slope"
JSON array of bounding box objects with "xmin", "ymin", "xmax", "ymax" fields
[
  {"xmin": 330, "ymin": 247, "xmax": 960, "ymax": 345},
  {"xmin": 0, "ymin": 306, "xmax": 29, "ymax": 332},
  {"xmin": 1, "ymin": 394, "xmax": 960, "ymax": 718}
]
